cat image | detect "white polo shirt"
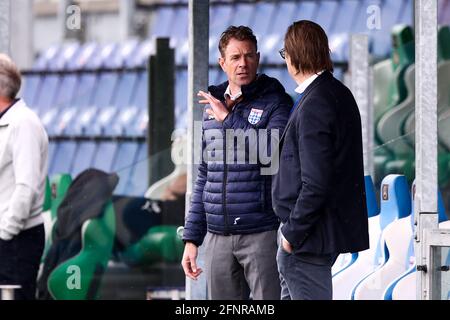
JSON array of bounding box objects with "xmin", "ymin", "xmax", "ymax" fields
[{"xmin": 0, "ymin": 99, "xmax": 48, "ymax": 240}]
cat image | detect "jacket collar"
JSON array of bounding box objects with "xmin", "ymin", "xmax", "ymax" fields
[
  {"xmin": 280, "ymin": 71, "xmax": 333, "ymax": 142},
  {"xmin": 0, "ymin": 98, "xmax": 24, "ymax": 126},
  {"xmin": 208, "ymin": 73, "xmax": 273, "ymax": 102}
]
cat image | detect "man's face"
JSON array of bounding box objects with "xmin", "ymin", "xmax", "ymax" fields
[
  {"xmin": 219, "ymin": 38, "xmax": 260, "ymax": 90},
  {"xmin": 285, "ymin": 53, "xmax": 298, "ymax": 80}
]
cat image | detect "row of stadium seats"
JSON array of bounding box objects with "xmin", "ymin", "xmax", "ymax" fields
[
  {"xmin": 24, "ymin": 0, "xmax": 450, "ymax": 300},
  {"xmin": 41, "ymin": 170, "xmax": 449, "ymax": 299},
  {"xmin": 372, "ymin": 25, "xmax": 450, "ymax": 188},
  {"xmin": 22, "ymin": 41, "xmax": 151, "ymax": 196},
  {"xmin": 39, "ymin": 171, "xmax": 184, "ymax": 299},
  {"xmin": 333, "ymin": 174, "xmax": 449, "ymax": 300},
  {"xmin": 20, "ymin": 0, "xmax": 421, "ymax": 196},
  {"xmin": 152, "ymin": 0, "xmax": 413, "ymax": 63}
]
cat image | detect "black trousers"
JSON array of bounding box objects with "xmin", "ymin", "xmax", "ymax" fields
[{"xmin": 0, "ymin": 224, "xmax": 45, "ymax": 300}]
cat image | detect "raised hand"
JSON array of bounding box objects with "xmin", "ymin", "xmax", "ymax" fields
[{"xmin": 198, "ymin": 90, "xmax": 229, "ymax": 122}]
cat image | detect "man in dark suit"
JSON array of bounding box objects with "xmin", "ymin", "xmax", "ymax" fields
[{"xmin": 272, "ymin": 20, "xmax": 369, "ymax": 300}]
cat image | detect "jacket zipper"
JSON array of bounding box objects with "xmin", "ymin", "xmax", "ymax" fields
[
  {"xmin": 261, "ymin": 178, "xmax": 266, "ymax": 213},
  {"xmin": 223, "ymin": 126, "xmax": 229, "ymax": 235}
]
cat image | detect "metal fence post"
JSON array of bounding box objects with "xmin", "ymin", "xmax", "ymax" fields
[
  {"xmin": 414, "ymin": 0, "xmax": 438, "ymax": 300},
  {"xmin": 0, "ymin": 0, "xmax": 11, "ymax": 55},
  {"xmin": 186, "ymin": 0, "xmax": 209, "ymax": 300},
  {"xmin": 350, "ymin": 34, "xmax": 373, "ymax": 178},
  {"xmin": 148, "ymin": 38, "xmax": 175, "ymax": 187}
]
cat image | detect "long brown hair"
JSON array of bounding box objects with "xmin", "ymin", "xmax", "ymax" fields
[{"xmin": 284, "ymin": 20, "xmax": 333, "ymax": 74}]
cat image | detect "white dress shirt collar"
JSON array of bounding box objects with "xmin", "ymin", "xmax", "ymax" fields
[
  {"xmin": 294, "ymin": 70, "xmax": 325, "ymax": 94},
  {"xmin": 224, "ymin": 85, "xmax": 243, "ymax": 101}
]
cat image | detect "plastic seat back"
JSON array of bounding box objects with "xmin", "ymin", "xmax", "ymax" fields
[
  {"xmin": 333, "ymin": 176, "xmax": 379, "ymax": 276},
  {"xmin": 384, "ymin": 184, "xmax": 448, "ymax": 300},
  {"xmin": 351, "ymin": 175, "xmax": 411, "ymax": 299},
  {"xmin": 333, "ymin": 175, "xmax": 410, "ymax": 299},
  {"xmin": 47, "ymin": 201, "xmax": 116, "ymax": 300},
  {"xmin": 50, "ymin": 174, "xmax": 73, "ymax": 220},
  {"xmin": 41, "ymin": 174, "xmax": 73, "ymax": 262}
]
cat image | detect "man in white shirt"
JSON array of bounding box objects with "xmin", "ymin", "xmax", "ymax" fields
[
  {"xmin": 0, "ymin": 54, "xmax": 48, "ymax": 300},
  {"xmin": 272, "ymin": 21, "xmax": 368, "ymax": 300}
]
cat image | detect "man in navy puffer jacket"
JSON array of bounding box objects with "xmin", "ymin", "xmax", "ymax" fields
[{"xmin": 181, "ymin": 26, "xmax": 292, "ymax": 300}]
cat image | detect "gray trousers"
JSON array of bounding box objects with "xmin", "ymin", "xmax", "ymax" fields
[{"xmin": 204, "ymin": 230, "xmax": 280, "ymax": 300}]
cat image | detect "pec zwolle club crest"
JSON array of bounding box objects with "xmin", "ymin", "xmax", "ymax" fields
[{"xmin": 248, "ymin": 108, "xmax": 263, "ymax": 125}]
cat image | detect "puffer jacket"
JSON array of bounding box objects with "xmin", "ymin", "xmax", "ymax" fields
[{"xmin": 183, "ymin": 74, "xmax": 292, "ymax": 246}]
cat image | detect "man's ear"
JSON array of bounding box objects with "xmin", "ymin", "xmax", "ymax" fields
[
  {"xmin": 256, "ymin": 52, "xmax": 260, "ymax": 67},
  {"xmin": 219, "ymin": 56, "xmax": 226, "ymax": 72}
]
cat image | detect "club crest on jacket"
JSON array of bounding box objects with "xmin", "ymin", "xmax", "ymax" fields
[{"xmin": 248, "ymin": 108, "xmax": 263, "ymax": 125}]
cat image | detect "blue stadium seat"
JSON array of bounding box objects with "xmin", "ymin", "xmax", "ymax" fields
[
  {"xmin": 22, "ymin": 74, "xmax": 42, "ymax": 108},
  {"xmin": 21, "ymin": 43, "xmax": 59, "ymax": 108},
  {"xmin": 47, "ymin": 43, "xmax": 98, "ymax": 136},
  {"xmin": 353, "ymin": 209, "xmax": 413, "ymax": 299},
  {"xmin": 41, "ymin": 44, "xmax": 94, "ymax": 177},
  {"xmin": 85, "ymin": 41, "xmax": 140, "ymax": 183},
  {"xmin": 127, "ymin": 39, "xmax": 154, "ymax": 68},
  {"xmin": 439, "ymin": 0, "xmax": 450, "ymax": 25},
  {"xmin": 126, "ymin": 143, "xmax": 149, "ymax": 196},
  {"xmin": 149, "ymin": 6, "xmax": 176, "ymax": 38},
  {"xmin": 349, "ymin": 175, "xmax": 411, "ymax": 299},
  {"xmin": 175, "ymin": 70, "xmax": 188, "ymax": 130},
  {"xmin": 92, "ymin": 142, "xmax": 119, "ymax": 173},
  {"xmin": 171, "ymin": 7, "xmax": 189, "ymax": 64},
  {"xmin": 383, "ymin": 183, "xmax": 448, "ymax": 300},
  {"xmin": 64, "ymin": 43, "xmax": 117, "ymax": 135},
  {"xmin": 33, "ymin": 43, "xmax": 79, "ymax": 118},
  {"xmin": 209, "ymin": 5, "xmax": 234, "ymax": 64},
  {"xmin": 329, "ymin": 0, "xmax": 359, "ymax": 61},
  {"xmin": 70, "ymin": 142, "xmax": 97, "ymax": 178},
  {"xmin": 49, "ymin": 141, "xmax": 77, "ymax": 175},
  {"xmin": 47, "ymin": 143, "xmax": 56, "ymax": 171},
  {"xmin": 100, "ymin": 70, "xmax": 139, "ymax": 136},
  {"xmin": 333, "ymin": 175, "xmax": 380, "ymax": 277},
  {"xmin": 291, "ymin": 0, "xmax": 317, "ymax": 21},
  {"xmin": 113, "ymin": 40, "xmax": 154, "ymax": 136},
  {"xmin": 365, "ymin": 175, "xmax": 380, "ymax": 218},
  {"xmin": 398, "ymin": 0, "xmax": 413, "ymax": 26},
  {"xmin": 130, "ymin": 71, "xmax": 149, "ymax": 136},
  {"xmin": 49, "ymin": 44, "xmax": 116, "ymax": 178},
  {"xmin": 333, "ymin": 174, "xmax": 410, "ymax": 299},
  {"xmin": 209, "ymin": 69, "xmax": 220, "ymax": 86},
  {"xmin": 112, "ymin": 142, "xmax": 141, "ymax": 195},
  {"xmin": 251, "ymin": 2, "xmax": 277, "ymax": 46},
  {"xmin": 261, "ymin": 67, "xmax": 294, "ymax": 96},
  {"xmin": 107, "ymin": 67, "xmax": 149, "ymax": 195},
  {"xmin": 314, "ymin": 0, "xmax": 339, "ymax": 36},
  {"xmin": 229, "ymin": 3, "xmax": 255, "ymax": 27},
  {"xmin": 87, "ymin": 41, "xmax": 138, "ymax": 136},
  {"xmin": 263, "ymin": 1, "xmax": 298, "ymax": 64}
]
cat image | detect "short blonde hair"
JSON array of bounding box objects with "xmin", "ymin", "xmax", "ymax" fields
[{"xmin": 0, "ymin": 53, "xmax": 21, "ymax": 99}]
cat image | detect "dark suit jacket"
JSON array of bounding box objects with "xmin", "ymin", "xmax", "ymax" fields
[{"xmin": 272, "ymin": 71, "xmax": 369, "ymax": 255}]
